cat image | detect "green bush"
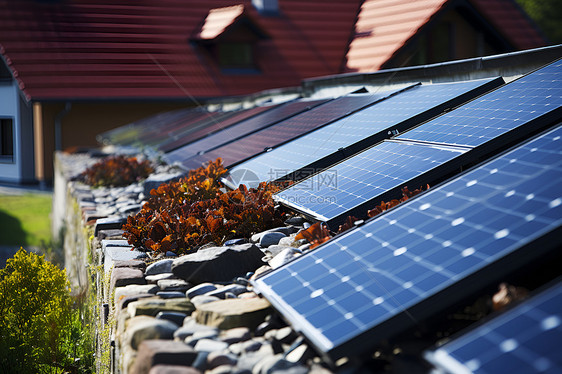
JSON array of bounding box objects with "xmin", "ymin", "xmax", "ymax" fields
[{"xmin": 0, "ymin": 248, "xmax": 92, "ymax": 373}]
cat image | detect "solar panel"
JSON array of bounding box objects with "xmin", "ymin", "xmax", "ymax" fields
[
  {"xmin": 158, "ymin": 105, "xmax": 275, "ymax": 152},
  {"xmin": 274, "ymin": 140, "xmax": 465, "ymax": 222},
  {"xmin": 177, "ymin": 90, "xmax": 401, "ymax": 170},
  {"xmin": 164, "ymin": 98, "xmax": 330, "ymax": 165},
  {"xmin": 397, "ymin": 60, "xmax": 562, "ymax": 147},
  {"xmin": 425, "ymin": 281, "xmax": 562, "ymax": 374},
  {"xmin": 253, "ymin": 124, "xmax": 562, "ymax": 361},
  {"xmin": 225, "ymin": 78, "xmax": 503, "ymax": 188},
  {"xmin": 142, "ymin": 110, "xmax": 244, "ymax": 148},
  {"xmin": 97, "ymin": 108, "xmax": 208, "ymax": 146},
  {"xmin": 274, "ymin": 61, "xmax": 562, "ymax": 225}
]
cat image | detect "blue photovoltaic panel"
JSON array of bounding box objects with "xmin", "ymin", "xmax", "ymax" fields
[
  {"xmin": 164, "ymin": 98, "xmax": 329, "ymax": 165},
  {"xmin": 397, "ymin": 60, "xmax": 562, "ymax": 147},
  {"xmin": 178, "ymin": 91, "xmax": 399, "ymax": 170},
  {"xmin": 274, "ymin": 141, "xmax": 464, "ymax": 222},
  {"xmin": 254, "ymin": 125, "xmax": 562, "ymax": 360},
  {"xmin": 425, "ymin": 281, "xmax": 562, "ymax": 374},
  {"xmin": 226, "ymin": 78, "xmax": 503, "ymax": 188}
]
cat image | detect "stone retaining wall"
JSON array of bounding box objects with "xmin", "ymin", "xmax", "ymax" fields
[{"xmin": 54, "ymin": 152, "xmax": 326, "ymax": 374}]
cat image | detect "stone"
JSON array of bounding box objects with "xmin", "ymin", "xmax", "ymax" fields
[
  {"xmin": 172, "ymin": 244, "xmax": 265, "ymax": 284},
  {"xmin": 267, "ymin": 327, "xmax": 298, "ymax": 345},
  {"xmin": 220, "ymin": 327, "xmax": 251, "ymax": 344},
  {"xmin": 146, "ymin": 273, "xmax": 176, "ymax": 284},
  {"xmin": 158, "ymin": 279, "xmax": 192, "ymax": 293},
  {"xmin": 276, "ymin": 236, "xmax": 295, "ymax": 247},
  {"xmin": 128, "ymin": 297, "xmax": 195, "ymax": 317},
  {"xmin": 237, "ymin": 351, "xmax": 272, "ymax": 372},
  {"xmin": 125, "ymin": 316, "xmax": 179, "ymax": 350},
  {"xmin": 118, "ymin": 293, "xmax": 155, "ymax": 311},
  {"xmin": 285, "ymin": 343, "xmax": 315, "ymax": 364},
  {"xmin": 94, "ymin": 216, "xmax": 127, "ymax": 236},
  {"xmin": 263, "ymin": 245, "xmax": 290, "ymax": 257},
  {"xmin": 144, "ymin": 171, "xmax": 185, "ymax": 197},
  {"xmin": 156, "ymin": 311, "xmax": 188, "ymax": 326},
  {"xmin": 268, "ymin": 248, "xmax": 299, "ymax": 269},
  {"xmin": 156, "ymin": 291, "xmax": 186, "ymax": 299},
  {"xmin": 252, "ymin": 354, "xmax": 308, "ymax": 374},
  {"xmin": 207, "ymin": 366, "xmax": 237, "ymax": 374},
  {"xmin": 193, "ymin": 339, "xmax": 228, "ymax": 353},
  {"xmin": 190, "ymin": 295, "xmax": 220, "ymax": 307},
  {"xmin": 102, "ymin": 239, "xmax": 133, "ymax": 249},
  {"xmin": 105, "ymin": 246, "xmax": 147, "ymax": 273},
  {"xmin": 184, "ymin": 329, "xmax": 220, "ymax": 347},
  {"xmin": 190, "ymin": 352, "xmax": 209, "ymax": 372},
  {"xmin": 224, "ymin": 238, "xmax": 248, "ymax": 246},
  {"xmin": 228, "ymin": 338, "xmax": 264, "ymax": 355},
  {"xmin": 186, "ymin": 283, "xmax": 217, "ymax": 299},
  {"xmin": 206, "ymin": 284, "xmax": 247, "ymax": 299},
  {"xmin": 253, "ymin": 232, "xmax": 286, "ymax": 248},
  {"xmin": 194, "ymin": 298, "xmax": 271, "ymax": 330},
  {"xmin": 165, "ymin": 251, "xmax": 177, "ymax": 257},
  {"xmin": 298, "ymin": 243, "xmax": 311, "ymax": 252},
  {"xmin": 98, "ymin": 229, "xmax": 125, "ymax": 240},
  {"xmin": 148, "ymin": 365, "xmax": 201, "ymax": 374},
  {"xmin": 207, "ymin": 352, "xmax": 237, "ymax": 370},
  {"xmin": 111, "ymin": 267, "xmax": 146, "ymax": 288},
  {"xmin": 173, "ymin": 322, "xmax": 217, "ymax": 341},
  {"xmin": 115, "ymin": 284, "xmax": 159, "ymax": 306},
  {"xmin": 146, "ymin": 259, "xmax": 174, "ymax": 275},
  {"xmin": 114, "ymin": 260, "xmax": 147, "ymax": 271},
  {"xmin": 131, "ymin": 340, "xmax": 198, "ymax": 374},
  {"xmin": 285, "ymin": 216, "xmax": 305, "ymax": 225}
]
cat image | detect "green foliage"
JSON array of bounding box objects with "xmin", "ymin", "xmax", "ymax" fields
[
  {"xmin": 123, "ymin": 158, "xmax": 286, "ymax": 254},
  {"xmin": 79, "ymin": 154, "xmax": 154, "ymax": 187},
  {"xmin": 0, "ymin": 249, "xmax": 93, "ymax": 373},
  {"xmin": 515, "ymin": 0, "xmax": 562, "ymax": 44}
]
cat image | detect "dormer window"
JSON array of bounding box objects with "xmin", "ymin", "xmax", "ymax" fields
[{"xmin": 191, "ymin": 5, "xmax": 270, "ymax": 73}]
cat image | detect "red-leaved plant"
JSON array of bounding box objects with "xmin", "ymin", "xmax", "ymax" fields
[{"xmin": 122, "ymin": 158, "xmax": 285, "ymax": 254}]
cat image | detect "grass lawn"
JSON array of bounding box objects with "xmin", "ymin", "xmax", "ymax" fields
[{"xmin": 0, "ymin": 194, "xmax": 52, "ymax": 247}]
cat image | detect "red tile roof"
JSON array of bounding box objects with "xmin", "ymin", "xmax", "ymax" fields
[
  {"xmin": 0, "ymin": 0, "xmax": 361, "ymax": 101},
  {"xmin": 0, "ymin": 0, "xmax": 546, "ymax": 101},
  {"xmin": 345, "ymin": 0, "xmax": 547, "ymax": 73}
]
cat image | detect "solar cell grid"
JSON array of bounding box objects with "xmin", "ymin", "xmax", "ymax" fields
[
  {"xmin": 158, "ymin": 105, "xmax": 274, "ymax": 152},
  {"xmin": 164, "ymin": 98, "xmax": 330, "ymax": 165},
  {"xmin": 254, "ymin": 125, "xmax": 562, "ymax": 360},
  {"xmin": 227, "ymin": 78, "xmax": 502, "ymax": 187},
  {"xmin": 176, "ymin": 91, "xmax": 395, "ymax": 169},
  {"xmin": 397, "ymin": 60, "xmax": 562, "ymax": 147},
  {"xmin": 425, "ymin": 281, "xmax": 562, "ymax": 374},
  {"xmin": 274, "ymin": 141, "xmax": 465, "ymax": 221}
]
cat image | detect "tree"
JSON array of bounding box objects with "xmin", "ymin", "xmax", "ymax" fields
[{"xmin": 0, "ymin": 249, "xmax": 73, "ymax": 373}]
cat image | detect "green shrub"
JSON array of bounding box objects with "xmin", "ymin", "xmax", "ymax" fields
[
  {"xmin": 79, "ymin": 154, "xmax": 154, "ymax": 187},
  {"xmin": 0, "ymin": 248, "xmax": 92, "ymax": 373}
]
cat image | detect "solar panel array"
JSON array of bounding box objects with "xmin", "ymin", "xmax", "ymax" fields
[
  {"xmin": 226, "ymin": 78, "xmax": 503, "ymax": 188},
  {"xmin": 177, "ymin": 91, "xmax": 398, "ymax": 170},
  {"xmin": 164, "ymin": 98, "xmax": 330, "ymax": 165},
  {"xmin": 425, "ymin": 281, "xmax": 562, "ymax": 374},
  {"xmin": 97, "ymin": 107, "xmax": 208, "ymax": 146},
  {"xmin": 275, "ymin": 60, "xmax": 562, "ymax": 225},
  {"xmin": 254, "ymin": 124, "xmax": 562, "ymax": 360},
  {"xmin": 397, "ymin": 60, "xmax": 562, "ymax": 147},
  {"xmin": 275, "ymin": 141, "xmax": 464, "ymax": 222},
  {"xmin": 158, "ymin": 105, "xmax": 275, "ymax": 152}
]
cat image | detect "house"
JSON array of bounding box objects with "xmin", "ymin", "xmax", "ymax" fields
[{"xmin": 0, "ymin": 0, "xmax": 547, "ymax": 185}]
